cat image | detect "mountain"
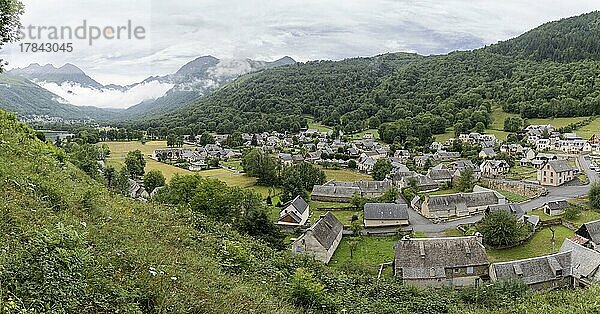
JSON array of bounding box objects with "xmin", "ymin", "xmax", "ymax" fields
[
  {"xmin": 0, "ymin": 72, "xmax": 121, "ymax": 121},
  {"xmin": 120, "ymin": 55, "xmax": 296, "ymax": 118},
  {"xmin": 10, "ymin": 63, "xmax": 107, "ymax": 89},
  {"xmin": 5, "ymin": 56, "xmax": 296, "ymax": 121},
  {"xmin": 139, "ymin": 11, "xmax": 600, "ymax": 142}
]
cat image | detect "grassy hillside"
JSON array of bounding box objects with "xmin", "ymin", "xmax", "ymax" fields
[{"xmin": 0, "ymin": 110, "xmax": 297, "ymax": 313}]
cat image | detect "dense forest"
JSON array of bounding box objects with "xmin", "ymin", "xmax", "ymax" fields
[
  {"xmin": 134, "ymin": 11, "xmax": 600, "ymax": 149},
  {"xmin": 3, "ymin": 110, "xmax": 600, "ymax": 313}
]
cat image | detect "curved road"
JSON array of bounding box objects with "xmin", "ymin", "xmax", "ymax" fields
[{"xmin": 396, "ymin": 155, "xmax": 599, "ymax": 236}]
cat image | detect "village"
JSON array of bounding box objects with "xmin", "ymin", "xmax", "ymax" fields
[{"xmin": 127, "ymin": 121, "xmax": 600, "ymax": 290}]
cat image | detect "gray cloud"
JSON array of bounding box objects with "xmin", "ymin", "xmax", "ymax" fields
[{"xmin": 1, "ymin": 0, "xmax": 599, "ymax": 84}]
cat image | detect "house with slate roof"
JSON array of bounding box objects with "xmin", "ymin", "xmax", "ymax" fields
[
  {"xmin": 427, "ymin": 168, "xmax": 453, "ymax": 186},
  {"xmin": 543, "ymin": 200, "xmax": 570, "ymax": 216},
  {"xmin": 537, "ymin": 160, "xmax": 575, "ymax": 186},
  {"xmin": 489, "ymin": 251, "xmax": 573, "ymax": 290},
  {"xmin": 418, "ymin": 190, "xmax": 505, "ymax": 220},
  {"xmin": 560, "ymin": 238, "xmax": 600, "ymax": 288},
  {"xmin": 277, "ymin": 196, "xmax": 310, "ymax": 226},
  {"xmin": 311, "ymin": 180, "xmax": 392, "ymax": 202},
  {"xmin": 480, "ymin": 160, "xmax": 510, "ymax": 178},
  {"xmin": 394, "ymin": 236, "xmax": 489, "ymax": 288},
  {"xmin": 575, "ymin": 220, "xmax": 600, "ymax": 251},
  {"xmin": 363, "ymin": 203, "xmax": 409, "ymax": 228},
  {"xmin": 485, "ymin": 204, "xmax": 525, "ymax": 222},
  {"xmin": 291, "ymin": 212, "xmax": 343, "ymax": 264}
]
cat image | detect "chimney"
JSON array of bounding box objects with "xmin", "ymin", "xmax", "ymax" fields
[{"xmin": 474, "ymin": 232, "xmax": 483, "ymax": 244}]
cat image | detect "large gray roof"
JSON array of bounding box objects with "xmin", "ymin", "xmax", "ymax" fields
[
  {"xmin": 546, "ymin": 160, "xmax": 573, "ymax": 173},
  {"xmin": 427, "ymin": 191, "xmax": 498, "ymax": 211},
  {"xmin": 311, "ymin": 185, "xmax": 360, "ymax": 198},
  {"xmin": 560, "ymin": 238, "xmax": 600, "ymax": 280},
  {"xmin": 311, "ymin": 212, "xmax": 343, "ymax": 250},
  {"xmin": 364, "ymin": 203, "xmax": 409, "ymax": 220},
  {"xmin": 283, "ymin": 195, "xmax": 309, "ymax": 214},
  {"xmin": 427, "ymin": 169, "xmax": 453, "ymax": 180},
  {"xmin": 394, "ymin": 237, "xmax": 488, "ymax": 279},
  {"xmin": 487, "ymin": 204, "xmax": 524, "ymax": 220},
  {"xmin": 577, "ymin": 220, "xmax": 600, "ymax": 243},
  {"xmin": 491, "ymin": 252, "xmax": 572, "ymax": 285}
]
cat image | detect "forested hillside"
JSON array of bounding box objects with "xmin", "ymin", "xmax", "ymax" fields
[
  {"xmin": 486, "ymin": 11, "xmax": 600, "ymax": 62},
  {"xmin": 138, "ymin": 11, "xmax": 600, "ymax": 148},
  {"xmin": 3, "ymin": 110, "xmax": 600, "ymax": 313},
  {"xmin": 134, "ymin": 53, "xmax": 422, "ymax": 134}
]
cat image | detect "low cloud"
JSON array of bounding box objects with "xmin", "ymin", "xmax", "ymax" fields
[{"xmin": 38, "ymin": 80, "xmax": 173, "ymax": 109}]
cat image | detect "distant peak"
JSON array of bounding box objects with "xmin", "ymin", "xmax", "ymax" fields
[{"xmin": 278, "ymin": 56, "xmax": 296, "ymax": 63}]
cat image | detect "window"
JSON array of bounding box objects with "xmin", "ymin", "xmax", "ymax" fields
[
  {"xmin": 467, "ymin": 266, "xmax": 474, "ymax": 274},
  {"xmin": 453, "ymin": 268, "xmax": 460, "ymax": 274}
]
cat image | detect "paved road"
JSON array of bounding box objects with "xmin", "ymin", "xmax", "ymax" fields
[
  {"xmin": 382, "ymin": 155, "xmax": 600, "ymax": 236},
  {"xmin": 521, "ymin": 155, "xmax": 598, "ymax": 212}
]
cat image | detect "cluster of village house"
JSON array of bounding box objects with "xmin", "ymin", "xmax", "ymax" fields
[
  {"xmin": 120, "ymin": 124, "xmax": 600, "ymax": 290},
  {"xmin": 266, "ymin": 125, "xmax": 600, "ymax": 290},
  {"xmin": 286, "ymin": 197, "xmax": 600, "ymax": 290},
  {"xmin": 149, "ymin": 125, "xmax": 599, "ymax": 191}
]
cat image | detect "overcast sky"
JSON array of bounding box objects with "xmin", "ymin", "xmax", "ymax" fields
[{"xmin": 2, "ymin": 0, "xmax": 600, "ymax": 85}]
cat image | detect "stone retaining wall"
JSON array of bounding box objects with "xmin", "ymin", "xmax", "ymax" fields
[{"xmin": 481, "ymin": 178, "xmax": 547, "ymax": 198}]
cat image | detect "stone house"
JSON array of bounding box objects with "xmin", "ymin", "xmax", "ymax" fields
[
  {"xmin": 291, "ymin": 212, "xmax": 343, "ymax": 264},
  {"xmin": 560, "ymin": 238, "xmax": 600, "ymax": 288},
  {"xmin": 575, "ymin": 220, "xmax": 600, "ymax": 251},
  {"xmin": 399, "ymin": 174, "xmax": 439, "ymax": 192},
  {"xmin": 418, "ymin": 190, "xmax": 505, "ymax": 220},
  {"xmin": 128, "ymin": 179, "xmax": 149, "ymax": 200},
  {"xmin": 363, "ymin": 203, "xmax": 409, "ymax": 228},
  {"xmin": 479, "ymin": 148, "xmax": 497, "ymax": 159},
  {"xmin": 485, "ymin": 204, "xmax": 525, "ymax": 222},
  {"xmin": 543, "ymin": 200, "xmax": 570, "ymax": 216},
  {"xmin": 489, "ymin": 251, "xmax": 572, "ymax": 290},
  {"xmin": 427, "ymin": 168, "xmax": 453, "ymax": 186},
  {"xmin": 480, "ymin": 160, "xmax": 510, "ymax": 178},
  {"xmin": 394, "ymin": 236, "xmax": 489, "ymax": 288},
  {"xmin": 311, "ymin": 185, "xmax": 360, "ymax": 203},
  {"xmin": 357, "ymin": 156, "xmax": 376, "ymax": 174},
  {"xmin": 277, "ymin": 196, "xmax": 310, "ymax": 226},
  {"xmin": 537, "ymin": 160, "xmax": 575, "ymax": 187}
]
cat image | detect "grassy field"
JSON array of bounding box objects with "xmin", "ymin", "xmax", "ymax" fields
[
  {"xmin": 531, "ymin": 208, "xmax": 600, "ymax": 228},
  {"xmin": 423, "ymin": 188, "xmax": 460, "ymax": 196},
  {"xmin": 349, "ymin": 129, "xmax": 380, "ymax": 140},
  {"xmin": 311, "ymin": 210, "xmax": 360, "ymax": 225},
  {"xmin": 507, "ymin": 165, "xmax": 537, "ymax": 180},
  {"xmin": 496, "ymin": 189, "xmax": 530, "ymax": 203},
  {"xmin": 486, "ymin": 226, "xmax": 574, "ymax": 263},
  {"xmin": 575, "ymin": 117, "xmax": 600, "ymax": 139},
  {"xmin": 527, "ymin": 116, "xmax": 588, "ymax": 128},
  {"xmin": 309, "ymin": 200, "xmax": 355, "ymax": 210},
  {"xmin": 323, "ymin": 168, "xmax": 373, "ymax": 182},
  {"xmin": 490, "ymin": 107, "xmax": 519, "ymax": 130},
  {"xmin": 103, "ymin": 141, "xmax": 258, "ymax": 188},
  {"xmin": 444, "ymin": 228, "xmax": 465, "ymax": 237},
  {"xmin": 329, "ymin": 236, "xmax": 398, "ymax": 273},
  {"xmin": 305, "ymin": 117, "xmax": 333, "ymax": 132},
  {"xmin": 434, "ymin": 130, "xmax": 455, "ymax": 143}
]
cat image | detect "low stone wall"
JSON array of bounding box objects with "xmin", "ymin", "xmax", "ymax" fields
[{"xmin": 480, "ymin": 178, "xmax": 547, "ymax": 199}]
